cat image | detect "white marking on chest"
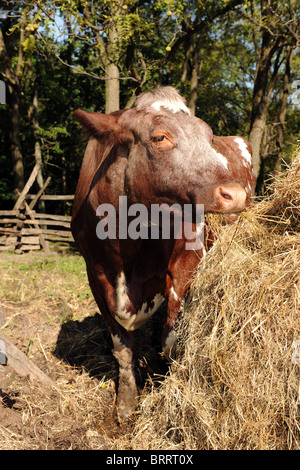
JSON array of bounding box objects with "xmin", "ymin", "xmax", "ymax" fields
[
  {"xmin": 116, "ymin": 273, "xmax": 165, "ymax": 331},
  {"xmin": 151, "ymin": 99, "xmax": 191, "ymax": 115},
  {"xmin": 234, "ymin": 137, "xmax": 252, "ymax": 164},
  {"xmin": 116, "ymin": 272, "xmax": 131, "ymax": 320}
]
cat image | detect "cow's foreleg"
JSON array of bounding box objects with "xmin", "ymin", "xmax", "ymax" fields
[
  {"xmin": 111, "ymin": 330, "xmax": 138, "ymax": 421},
  {"xmin": 163, "ymin": 243, "xmax": 204, "ymax": 360},
  {"xmin": 89, "ymin": 284, "xmax": 138, "ymax": 421}
]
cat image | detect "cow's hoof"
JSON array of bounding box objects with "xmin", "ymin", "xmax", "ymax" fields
[
  {"xmin": 115, "ymin": 394, "xmax": 137, "ymax": 423},
  {"xmin": 114, "ymin": 367, "xmax": 138, "ymax": 422}
]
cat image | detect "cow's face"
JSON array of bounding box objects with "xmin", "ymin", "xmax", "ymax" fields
[{"xmin": 74, "ymin": 87, "xmax": 254, "ymax": 215}]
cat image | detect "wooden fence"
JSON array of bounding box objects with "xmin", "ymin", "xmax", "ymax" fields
[
  {"xmin": 0, "ymin": 163, "xmax": 75, "ymax": 254},
  {"xmin": 0, "ymin": 208, "xmax": 74, "ymax": 254}
]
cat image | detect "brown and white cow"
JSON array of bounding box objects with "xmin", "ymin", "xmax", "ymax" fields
[{"xmin": 71, "ymin": 87, "xmax": 256, "ymax": 420}]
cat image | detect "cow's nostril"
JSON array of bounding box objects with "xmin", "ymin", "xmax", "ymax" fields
[
  {"xmin": 221, "ymin": 192, "xmax": 232, "ymax": 200},
  {"xmin": 214, "ymin": 183, "xmax": 247, "ymax": 213}
]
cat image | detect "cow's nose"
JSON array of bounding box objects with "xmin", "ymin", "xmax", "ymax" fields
[{"xmin": 214, "ymin": 183, "xmax": 247, "ymax": 213}]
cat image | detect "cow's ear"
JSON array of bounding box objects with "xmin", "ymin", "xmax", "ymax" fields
[{"xmin": 73, "ymin": 110, "xmax": 133, "ymax": 145}]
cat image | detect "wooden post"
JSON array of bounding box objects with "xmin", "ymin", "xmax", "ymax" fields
[
  {"xmin": 22, "ymin": 197, "xmax": 51, "ymax": 255},
  {"xmin": 12, "ymin": 164, "xmax": 41, "ymax": 252},
  {"xmin": 0, "ymin": 331, "xmax": 55, "ymax": 388},
  {"xmin": 13, "ymin": 163, "xmax": 40, "ymax": 211},
  {"xmin": 29, "ymin": 176, "xmax": 51, "ymax": 210}
]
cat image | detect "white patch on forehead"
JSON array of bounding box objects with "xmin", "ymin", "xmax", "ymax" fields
[
  {"xmin": 135, "ymin": 86, "xmax": 191, "ymax": 115},
  {"xmin": 234, "ymin": 137, "xmax": 252, "ymax": 164},
  {"xmin": 115, "ymin": 293, "xmax": 165, "ymax": 331},
  {"xmin": 151, "ymin": 99, "xmax": 191, "ymax": 115}
]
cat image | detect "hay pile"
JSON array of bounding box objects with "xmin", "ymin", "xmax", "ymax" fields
[{"xmin": 132, "ymin": 154, "xmax": 300, "ymax": 450}]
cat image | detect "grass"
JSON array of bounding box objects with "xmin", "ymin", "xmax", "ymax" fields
[{"xmin": 0, "ymin": 253, "xmax": 90, "ymax": 320}]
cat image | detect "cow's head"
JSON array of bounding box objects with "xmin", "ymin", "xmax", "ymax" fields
[{"xmin": 74, "ymin": 87, "xmax": 254, "ymax": 215}]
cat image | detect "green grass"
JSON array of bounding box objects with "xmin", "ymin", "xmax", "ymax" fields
[{"xmin": 0, "ymin": 252, "xmax": 95, "ymax": 332}]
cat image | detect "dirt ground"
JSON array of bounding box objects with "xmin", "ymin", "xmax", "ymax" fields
[{"xmin": 0, "ymin": 251, "xmax": 167, "ymax": 450}]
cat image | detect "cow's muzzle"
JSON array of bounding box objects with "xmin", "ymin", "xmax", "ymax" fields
[{"xmin": 213, "ymin": 182, "xmax": 247, "ymax": 214}]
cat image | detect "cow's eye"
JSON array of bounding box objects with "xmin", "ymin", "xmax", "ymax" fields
[
  {"xmin": 152, "ymin": 135, "xmax": 165, "ymax": 142},
  {"xmin": 150, "ymin": 132, "xmax": 174, "ymax": 149}
]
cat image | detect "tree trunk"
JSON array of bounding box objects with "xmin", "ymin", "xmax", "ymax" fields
[
  {"xmin": 248, "ymin": 36, "xmax": 273, "ymax": 176},
  {"xmin": 248, "ymin": 0, "xmax": 284, "ymax": 178},
  {"xmin": 105, "ymin": 63, "xmax": 120, "ymax": 114},
  {"xmin": 105, "ymin": 20, "xmax": 120, "ymax": 114},
  {"xmin": 0, "ymin": 27, "xmax": 24, "ymax": 191},
  {"xmin": 9, "ymin": 84, "xmax": 24, "ymax": 191},
  {"xmin": 274, "ymin": 46, "xmax": 293, "ymax": 174},
  {"xmin": 249, "ymin": 112, "xmax": 268, "ymax": 177},
  {"xmin": 188, "ymin": 42, "xmax": 201, "ymax": 116},
  {"xmin": 82, "ymin": 4, "xmax": 120, "ymax": 114},
  {"xmin": 32, "ymin": 87, "xmax": 45, "ymax": 212},
  {"xmin": 180, "ymin": 37, "xmax": 193, "ymax": 94},
  {"xmin": 180, "ymin": 34, "xmax": 202, "ymax": 116}
]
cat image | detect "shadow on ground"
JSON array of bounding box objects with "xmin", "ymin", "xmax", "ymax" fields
[{"xmin": 54, "ymin": 303, "xmax": 169, "ymax": 391}]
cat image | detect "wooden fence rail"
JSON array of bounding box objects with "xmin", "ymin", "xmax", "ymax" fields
[
  {"xmin": 0, "ymin": 208, "xmax": 74, "ymax": 253},
  {"xmin": 0, "ymin": 164, "xmax": 76, "ymax": 254}
]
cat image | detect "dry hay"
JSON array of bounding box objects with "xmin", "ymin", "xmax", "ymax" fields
[{"xmin": 131, "ymin": 153, "xmax": 300, "ymax": 450}]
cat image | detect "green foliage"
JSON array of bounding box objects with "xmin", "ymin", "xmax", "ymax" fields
[{"xmin": 0, "ymin": 0, "xmax": 299, "ymax": 205}]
